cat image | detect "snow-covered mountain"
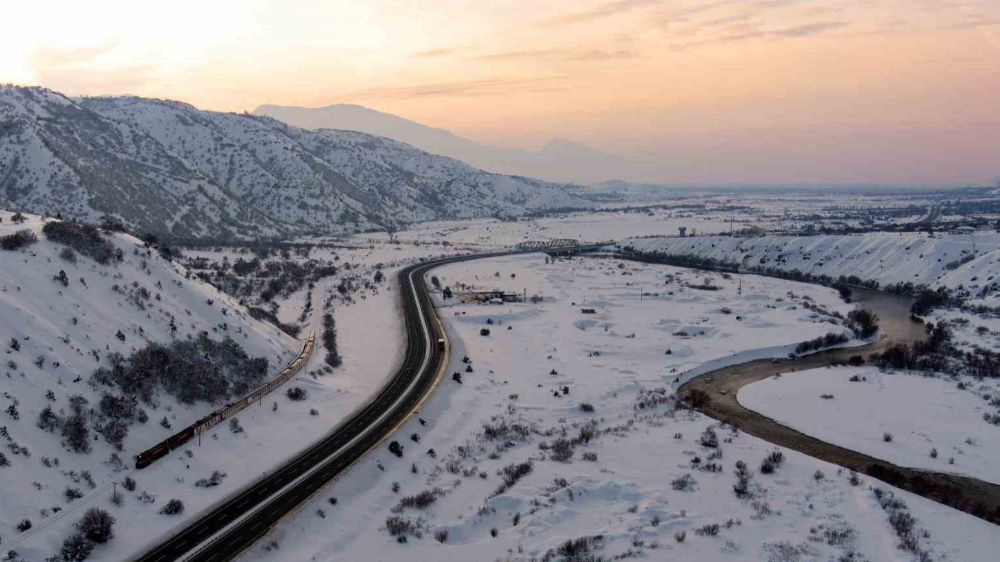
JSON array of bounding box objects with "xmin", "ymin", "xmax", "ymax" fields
[
  {"xmin": 0, "ymin": 86, "xmax": 588, "ymax": 240},
  {"xmin": 254, "ymin": 103, "xmax": 642, "ymax": 184}
]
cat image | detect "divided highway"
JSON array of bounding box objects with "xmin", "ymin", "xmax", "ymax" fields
[{"xmin": 133, "ymin": 250, "xmax": 539, "ymax": 562}]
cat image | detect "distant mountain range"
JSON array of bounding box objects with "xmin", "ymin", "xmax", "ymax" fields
[
  {"xmin": 254, "ymin": 103, "xmax": 643, "ymax": 184},
  {"xmin": 0, "ymin": 86, "xmax": 590, "ymax": 240}
]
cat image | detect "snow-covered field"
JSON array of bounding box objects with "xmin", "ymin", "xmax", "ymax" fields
[
  {"xmin": 739, "ymin": 366, "xmax": 1000, "ymax": 486},
  {"xmin": 237, "ymin": 254, "xmax": 997, "ymax": 562},
  {"xmin": 928, "ymin": 308, "xmax": 1000, "ymax": 353},
  {"xmin": 625, "ymin": 231, "xmax": 1000, "ymax": 307},
  {"xmin": 357, "ymin": 211, "xmax": 737, "ymax": 249}
]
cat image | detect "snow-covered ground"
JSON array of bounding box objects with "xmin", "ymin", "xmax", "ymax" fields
[
  {"xmin": 928, "ymin": 308, "xmax": 1000, "ymax": 353},
  {"xmin": 355, "ymin": 211, "xmax": 737, "ymax": 249},
  {"xmin": 625, "ymin": 231, "xmax": 1000, "ymax": 307},
  {"xmin": 0, "ymin": 212, "xmax": 301, "ymax": 559},
  {"xmin": 0, "ymin": 212, "xmax": 465, "ymax": 561},
  {"xmin": 237, "ymin": 254, "xmax": 997, "ymax": 562},
  {"xmin": 739, "ymin": 366, "xmax": 1000, "ymax": 486}
]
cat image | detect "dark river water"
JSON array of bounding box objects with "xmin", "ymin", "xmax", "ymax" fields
[{"xmin": 849, "ymin": 287, "xmax": 925, "ymax": 345}]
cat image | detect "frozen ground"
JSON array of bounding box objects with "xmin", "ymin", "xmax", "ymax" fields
[
  {"xmin": 355, "ymin": 210, "xmax": 737, "ymax": 249},
  {"xmin": 928, "ymin": 308, "xmax": 1000, "ymax": 353},
  {"xmin": 0, "ymin": 212, "xmax": 301, "ymax": 560},
  {"xmin": 0, "ymin": 212, "xmax": 461, "ymax": 561},
  {"xmin": 238, "ymin": 254, "xmax": 996, "ymax": 562},
  {"xmin": 739, "ymin": 366, "xmax": 1000, "ymax": 487},
  {"xmin": 625, "ymin": 231, "xmax": 1000, "ymax": 308}
]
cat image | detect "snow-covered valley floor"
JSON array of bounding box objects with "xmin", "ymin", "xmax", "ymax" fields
[
  {"xmin": 739, "ymin": 366, "xmax": 1000, "ymax": 487},
  {"xmin": 238, "ymin": 254, "xmax": 997, "ymax": 562}
]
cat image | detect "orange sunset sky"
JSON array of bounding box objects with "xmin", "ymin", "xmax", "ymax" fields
[{"xmin": 2, "ymin": 0, "xmax": 999, "ymax": 185}]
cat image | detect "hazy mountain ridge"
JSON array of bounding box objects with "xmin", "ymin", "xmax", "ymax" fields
[
  {"xmin": 0, "ymin": 86, "xmax": 588, "ymax": 240},
  {"xmin": 254, "ymin": 103, "xmax": 642, "ymax": 184}
]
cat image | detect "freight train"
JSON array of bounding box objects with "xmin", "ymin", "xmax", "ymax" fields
[{"xmin": 135, "ymin": 332, "xmax": 315, "ymax": 469}]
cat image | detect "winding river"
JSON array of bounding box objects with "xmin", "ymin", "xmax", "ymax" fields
[{"xmin": 678, "ymin": 285, "xmax": 1000, "ymax": 525}]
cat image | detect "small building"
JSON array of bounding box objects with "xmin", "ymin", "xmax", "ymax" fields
[
  {"xmin": 462, "ymin": 290, "xmax": 522, "ymax": 304},
  {"xmin": 581, "ymin": 307, "xmax": 597, "ymax": 314}
]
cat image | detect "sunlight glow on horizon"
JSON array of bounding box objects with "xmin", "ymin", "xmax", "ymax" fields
[{"xmin": 2, "ymin": 0, "xmax": 999, "ymax": 185}]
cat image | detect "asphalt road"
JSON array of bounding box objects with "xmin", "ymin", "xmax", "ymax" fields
[{"xmin": 132, "ymin": 249, "xmax": 544, "ymax": 562}]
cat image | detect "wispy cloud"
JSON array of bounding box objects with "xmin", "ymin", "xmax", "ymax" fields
[
  {"xmin": 26, "ymin": 41, "xmax": 154, "ymax": 94},
  {"xmin": 542, "ymin": 0, "xmax": 662, "ymax": 26},
  {"xmin": 472, "ymin": 47, "xmax": 636, "ymax": 62},
  {"xmin": 340, "ymin": 76, "xmax": 568, "ymax": 100},
  {"xmin": 771, "ymin": 21, "xmax": 848, "ymax": 37},
  {"xmin": 473, "ymin": 49, "xmax": 562, "ymax": 61},
  {"xmin": 410, "ymin": 47, "xmax": 457, "ymax": 58},
  {"xmin": 670, "ymin": 19, "xmax": 850, "ymax": 49},
  {"xmin": 566, "ymin": 48, "xmax": 636, "ymax": 61}
]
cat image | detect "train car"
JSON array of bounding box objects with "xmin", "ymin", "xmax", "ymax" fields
[
  {"xmin": 135, "ymin": 442, "xmax": 169, "ymax": 469},
  {"xmin": 167, "ymin": 426, "xmax": 195, "ymax": 449},
  {"xmin": 136, "ymin": 331, "xmax": 317, "ymax": 469}
]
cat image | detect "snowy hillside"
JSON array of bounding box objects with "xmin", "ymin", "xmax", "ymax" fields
[
  {"xmin": 0, "ymin": 86, "xmax": 588, "ymax": 240},
  {"xmin": 624, "ymin": 231, "xmax": 1000, "ymax": 306},
  {"xmin": 0, "ymin": 211, "xmax": 298, "ymax": 558}
]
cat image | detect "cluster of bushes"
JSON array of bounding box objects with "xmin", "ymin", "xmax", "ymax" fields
[
  {"xmin": 847, "ymin": 309, "xmax": 879, "ymax": 339},
  {"xmin": 541, "ymin": 423, "xmax": 596, "ymax": 463},
  {"xmin": 54, "ymin": 396, "xmax": 90, "ymax": 453},
  {"xmin": 619, "ymin": 247, "xmax": 889, "ymax": 292},
  {"xmin": 92, "ymin": 334, "xmax": 269, "ymax": 404},
  {"xmin": 160, "ymin": 498, "xmax": 185, "ymax": 515},
  {"xmin": 286, "ymin": 387, "xmax": 308, "ymax": 401},
  {"xmin": 759, "ymin": 450, "xmax": 785, "ymax": 474},
  {"xmin": 194, "ymin": 470, "xmax": 227, "ymax": 488},
  {"xmin": 393, "ymin": 488, "xmax": 444, "ymax": 512},
  {"xmin": 794, "ymin": 332, "xmax": 849, "ymax": 355},
  {"xmin": 493, "ymin": 461, "xmax": 533, "ymax": 496},
  {"xmin": 42, "ymin": 220, "xmax": 120, "ymax": 264},
  {"xmin": 38, "ymin": 392, "xmax": 141, "ymax": 453},
  {"xmin": 246, "ymin": 307, "xmax": 300, "ymax": 337},
  {"xmin": 0, "ymin": 228, "xmax": 37, "ymax": 251},
  {"xmin": 871, "ymin": 321, "xmax": 999, "ymax": 378},
  {"xmin": 733, "ymin": 460, "xmax": 754, "ymax": 500},
  {"xmin": 191, "ymin": 253, "xmax": 338, "ymax": 303},
  {"xmin": 385, "ymin": 515, "xmax": 425, "ymax": 542},
  {"xmin": 671, "ymin": 473, "xmax": 697, "ymax": 491},
  {"xmin": 481, "ymin": 419, "xmax": 532, "ymax": 442},
  {"xmin": 322, "ymin": 313, "xmax": 342, "ymax": 368},
  {"xmin": 59, "ymin": 508, "xmax": 115, "ymax": 561},
  {"xmin": 872, "ymin": 488, "xmax": 931, "ymax": 559},
  {"xmin": 911, "ymin": 287, "xmax": 954, "ymax": 317},
  {"xmin": 542, "ymin": 535, "xmax": 604, "ymax": 561}
]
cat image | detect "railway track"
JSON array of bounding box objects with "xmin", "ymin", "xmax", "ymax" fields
[
  {"xmin": 133, "ymin": 248, "xmax": 581, "ymax": 562},
  {"xmin": 134, "ymin": 334, "xmax": 315, "ymax": 469}
]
